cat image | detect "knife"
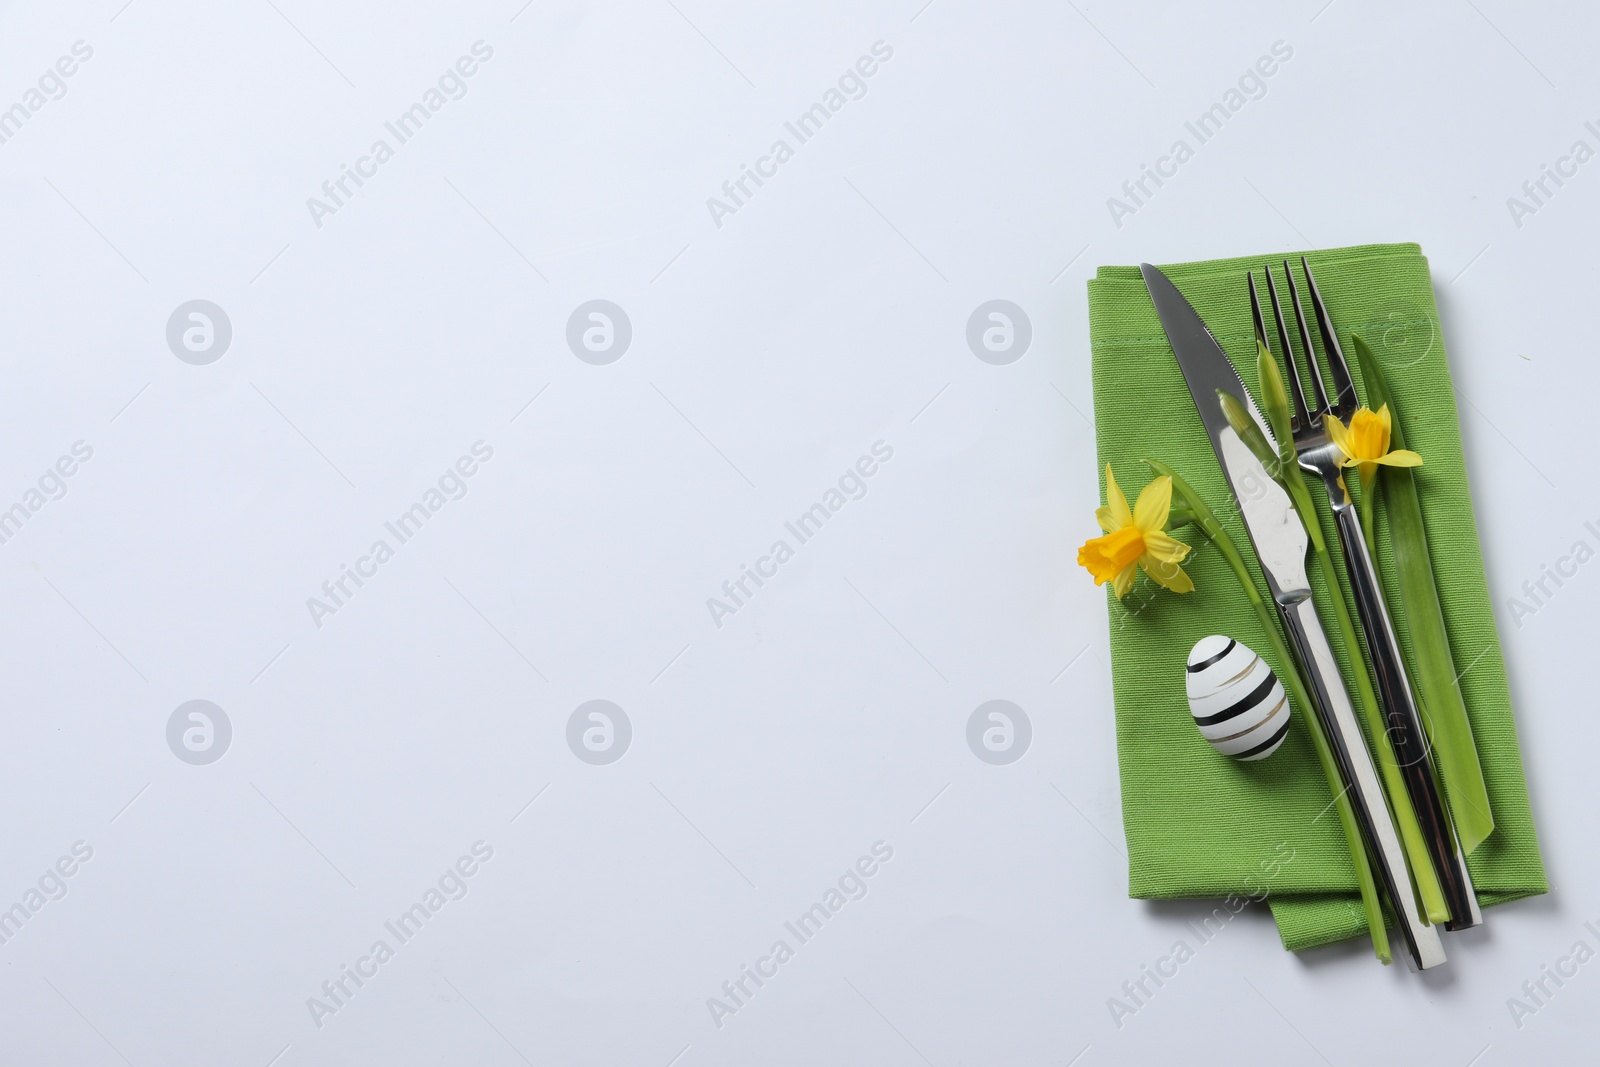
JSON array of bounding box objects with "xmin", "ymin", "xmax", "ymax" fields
[{"xmin": 1140, "ymin": 262, "xmax": 1447, "ymax": 970}]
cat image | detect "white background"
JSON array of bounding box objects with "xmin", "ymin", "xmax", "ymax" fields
[{"xmin": 0, "ymin": 0, "xmax": 1594, "ymax": 1064}]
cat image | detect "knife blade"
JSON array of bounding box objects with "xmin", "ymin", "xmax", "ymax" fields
[{"xmin": 1139, "ymin": 262, "xmax": 1446, "ymax": 970}]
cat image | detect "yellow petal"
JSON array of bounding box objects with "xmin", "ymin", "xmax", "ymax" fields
[
  {"xmin": 1141, "ymin": 555, "xmax": 1194, "ymax": 593},
  {"xmin": 1375, "ymin": 449, "xmax": 1423, "ymax": 468},
  {"xmin": 1141, "ymin": 529, "xmax": 1191, "ymax": 564},
  {"xmin": 1132, "ymin": 475, "xmax": 1172, "ymax": 533},
  {"xmin": 1112, "ymin": 563, "xmax": 1137, "ymax": 600},
  {"xmin": 1324, "ymin": 413, "xmax": 1355, "ymax": 461},
  {"xmin": 1104, "ymin": 465, "xmax": 1133, "ymax": 530},
  {"xmin": 1094, "ymin": 505, "xmax": 1117, "ymax": 534}
]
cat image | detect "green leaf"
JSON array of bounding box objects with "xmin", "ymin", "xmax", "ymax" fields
[
  {"xmin": 1249, "ymin": 344, "xmax": 1451, "ymax": 922},
  {"xmin": 1352, "ymin": 335, "xmax": 1495, "ymax": 854}
]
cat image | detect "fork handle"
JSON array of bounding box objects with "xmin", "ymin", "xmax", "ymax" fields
[
  {"xmin": 1329, "ymin": 498, "xmax": 1483, "ymax": 929},
  {"xmin": 1277, "ymin": 593, "xmax": 1446, "ymax": 969}
]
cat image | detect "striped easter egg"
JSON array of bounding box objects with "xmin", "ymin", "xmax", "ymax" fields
[{"xmin": 1184, "ymin": 636, "xmax": 1291, "ymax": 762}]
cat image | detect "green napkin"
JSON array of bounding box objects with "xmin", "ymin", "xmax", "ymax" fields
[{"xmin": 1085, "ymin": 242, "xmax": 1546, "ymax": 952}]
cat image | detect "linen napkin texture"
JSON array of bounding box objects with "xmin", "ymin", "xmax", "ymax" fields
[{"xmin": 1085, "ymin": 242, "xmax": 1546, "ymax": 951}]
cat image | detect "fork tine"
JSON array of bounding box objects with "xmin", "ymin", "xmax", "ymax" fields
[
  {"xmin": 1300, "ymin": 257, "xmax": 1357, "ymax": 418},
  {"xmin": 1246, "ymin": 272, "xmax": 1285, "ymax": 437},
  {"xmin": 1247, "ymin": 271, "xmax": 1271, "ymax": 354},
  {"xmin": 1281, "ymin": 260, "xmax": 1330, "ymax": 418},
  {"xmin": 1261, "ymin": 266, "xmax": 1312, "ymax": 435}
]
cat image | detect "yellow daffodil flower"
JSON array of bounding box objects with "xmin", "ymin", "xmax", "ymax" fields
[
  {"xmin": 1323, "ymin": 404, "xmax": 1423, "ymax": 484},
  {"xmin": 1078, "ymin": 465, "xmax": 1193, "ymax": 600}
]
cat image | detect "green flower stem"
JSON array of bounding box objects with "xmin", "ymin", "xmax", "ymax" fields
[
  {"xmin": 1147, "ymin": 460, "xmax": 1391, "ymax": 964},
  {"xmin": 1352, "ymin": 336, "xmax": 1495, "ymax": 855},
  {"xmin": 1358, "ymin": 473, "xmax": 1381, "ymax": 585},
  {"xmin": 1256, "ymin": 345, "xmax": 1450, "ymax": 927}
]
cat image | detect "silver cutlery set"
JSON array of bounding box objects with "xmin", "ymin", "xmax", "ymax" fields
[{"xmin": 1141, "ymin": 259, "xmax": 1479, "ymax": 970}]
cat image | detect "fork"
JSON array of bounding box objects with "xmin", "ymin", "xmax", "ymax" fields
[{"xmin": 1251, "ymin": 258, "xmax": 1483, "ymax": 931}]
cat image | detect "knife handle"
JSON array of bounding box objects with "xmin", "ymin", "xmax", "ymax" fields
[
  {"xmin": 1278, "ymin": 593, "xmax": 1447, "ymax": 969},
  {"xmin": 1328, "ymin": 501, "xmax": 1483, "ymax": 929}
]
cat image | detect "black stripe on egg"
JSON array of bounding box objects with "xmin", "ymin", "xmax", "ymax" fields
[
  {"xmin": 1185, "ymin": 637, "xmax": 1236, "ymax": 674},
  {"xmin": 1206, "ymin": 690, "xmax": 1286, "ymax": 758},
  {"xmin": 1185, "ymin": 635, "xmax": 1291, "ymax": 762},
  {"xmin": 1236, "ymin": 716, "xmax": 1291, "ymax": 761},
  {"xmin": 1191, "ymin": 670, "xmax": 1275, "ymax": 726}
]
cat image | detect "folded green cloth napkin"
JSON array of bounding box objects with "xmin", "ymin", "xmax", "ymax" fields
[{"xmin": 1085, "ymin": 242, "xmax": 1546, "ymax": 951}]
